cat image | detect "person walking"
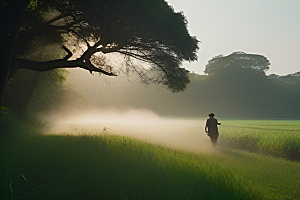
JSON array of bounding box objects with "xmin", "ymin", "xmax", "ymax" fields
[{"xmin": 205, "ymin": 113, "xmax": 221, "ymax": 148}]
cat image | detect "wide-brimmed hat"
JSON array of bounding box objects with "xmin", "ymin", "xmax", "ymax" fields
[{"xmin": 208, "ymin": 113, "xmax": 215, "ymax": 117}]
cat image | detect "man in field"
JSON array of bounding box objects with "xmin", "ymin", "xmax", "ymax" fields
[{"xmin": 205, "ymin": 113, "xmax": 221, "ymax": 148}]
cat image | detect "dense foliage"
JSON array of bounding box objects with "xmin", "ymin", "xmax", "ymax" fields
[
  {"xmin": 204, "ymin": 52, "xmax": 270, "ymax": 76},
  {"xmin": 1, "ymin": 0, "xmax": 199, "ymax": 108}
]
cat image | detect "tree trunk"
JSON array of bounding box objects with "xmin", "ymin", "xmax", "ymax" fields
[
  {"xmin": 0, "ymin": 1, "xmax": 30, "ymax": 108},
  {"xmin": 0, "ymin": 32, "xmax": 16, "ymax": 107},
  {"xmin": 18, "ymin": 59, "xmax": 80, "ymax": 71}
]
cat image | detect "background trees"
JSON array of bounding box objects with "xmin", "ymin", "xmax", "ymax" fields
[
  {"xmin": 204, "ymin": 52, "xmax": 270, "ymax": 76},
  {"xmin": 57, "ymin": 52, "xmax": 300, "ymax": 118}
]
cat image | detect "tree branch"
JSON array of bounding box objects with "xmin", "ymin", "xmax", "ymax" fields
[
  {"xmin": 96, "ymin": 46, "xmax": 123, "ymax": 54},
  {"xmin": 16, "ymin": 42, "xmax": 121, "ymax": 76},
  {"xmin": 44, "ymin": 14, "xmax": 66, "ymax": 25},
  {"xmin": 17, "ymin": 58, "xmax": 117, "ymax": 76},
  {"xmin": 17, "ymin": 45, "xmax": 116, "ymax": 76},
  {"xmin": 62, "ymin": 45, "xmax": 72, "ymax": 60}
]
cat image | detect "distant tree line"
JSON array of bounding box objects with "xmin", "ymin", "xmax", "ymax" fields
[{"xmin": 60, "ymin": 52, "xmax": 300, "ymax": 118}]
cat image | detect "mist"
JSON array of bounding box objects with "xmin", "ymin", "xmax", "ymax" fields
[
  {"xmin": 45, "ymin": 108, "xmax": 215, "ymax": 153},
  {"xmin": 56, "ymin": 68, "xmax": 300, "ymax": 119}
]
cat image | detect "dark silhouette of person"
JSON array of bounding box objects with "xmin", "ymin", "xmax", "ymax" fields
[{"xmin": 205, "ymin": 113, "xmax": 221, "ymax": 148}]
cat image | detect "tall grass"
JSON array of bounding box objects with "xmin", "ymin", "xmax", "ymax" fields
[
  {"xmin": 219, "ymin": 120, "xmax": 300, "ymax": 160},
  {"xmin": 0, "ymin": 114, "xmax": 60, "ymax": 200},
  {"xmin": 0, "ymin": 118, "xmax": 264, "ymax": 199}
]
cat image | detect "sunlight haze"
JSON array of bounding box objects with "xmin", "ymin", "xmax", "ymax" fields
[
  {"xmin": 2, "ymin": 1, "xmax": 300, "ymax": 199},
  {"xmin": 45, "ymin": 109, "xmax": 213, "ymax": 153}
]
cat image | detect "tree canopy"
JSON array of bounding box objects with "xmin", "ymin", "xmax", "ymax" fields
[
  {"xmin": 204, "ymin": 52, "xmax": 270, "ymax": 76},
  {"xmin": 0, "ymin": 0, "xmax": 199, "ymax": 107}
]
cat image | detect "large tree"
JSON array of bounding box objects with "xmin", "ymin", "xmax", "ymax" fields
[
  {"xmin": 0, "ymin": 0, "xmax": 199, "ymax": 107},
  {"xmin": 204, "ymin": 52, "xmax": 270, "ymax": 76}
]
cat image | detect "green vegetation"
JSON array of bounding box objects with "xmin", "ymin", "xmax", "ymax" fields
[
  {"xmin": 3, "ymin": 68, "xmax": 69, "ymax": 119},
  {"xmin": 216, "ymin": 148, "xmax": 300, "ymax": 200},
  {"xmin": 2, "ymin": 116, "xmax": 300, "ymax": 199},
  {"xmin": 219, "ymin": 120, "xmax": 300, "ymax": 160},
  {"xmin": 1, "ymin": 0, "xmax": 199, "ymax": 107},
  {"xmin": 0, "ymin": 115, "xmax": 262, "ymax": 200},
  {"xmin": 204, "ymin": 52, "xmax": 270, "ymax": 76}
]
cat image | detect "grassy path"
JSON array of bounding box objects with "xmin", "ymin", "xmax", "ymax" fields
[{"xmin": 214, "ymin": 147, "xmax": 300, "ymax": 200}]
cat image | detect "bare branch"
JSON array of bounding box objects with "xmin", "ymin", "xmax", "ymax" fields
[
  {"xmin": 45, "ymin": 14, "xmax": 66, "ymax": 25},
  {"xmin": 62, "ymin": 45, "xmax": 72, "ymax": 60}
]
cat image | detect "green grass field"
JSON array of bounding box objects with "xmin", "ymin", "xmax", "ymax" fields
[
  {"xmin": 218, "ymin": 120, "xmax": 300, "ymax": 160},
  {"xmin": 1, "ymin": 116, "xmax": 300, "ymax": 200}
]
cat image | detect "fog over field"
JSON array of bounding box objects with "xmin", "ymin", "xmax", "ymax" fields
[
  {"xmin": 42, "ymin": 70, "xmax": 219, "ymax": 153},
  {"xmin": 45, "ymin": 109, "xmax": 215, "ymax": 153}
]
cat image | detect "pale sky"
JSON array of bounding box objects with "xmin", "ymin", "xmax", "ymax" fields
[{"xmin": 166, "ymin": 0, "xmax": 300, "ymax": 75}]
